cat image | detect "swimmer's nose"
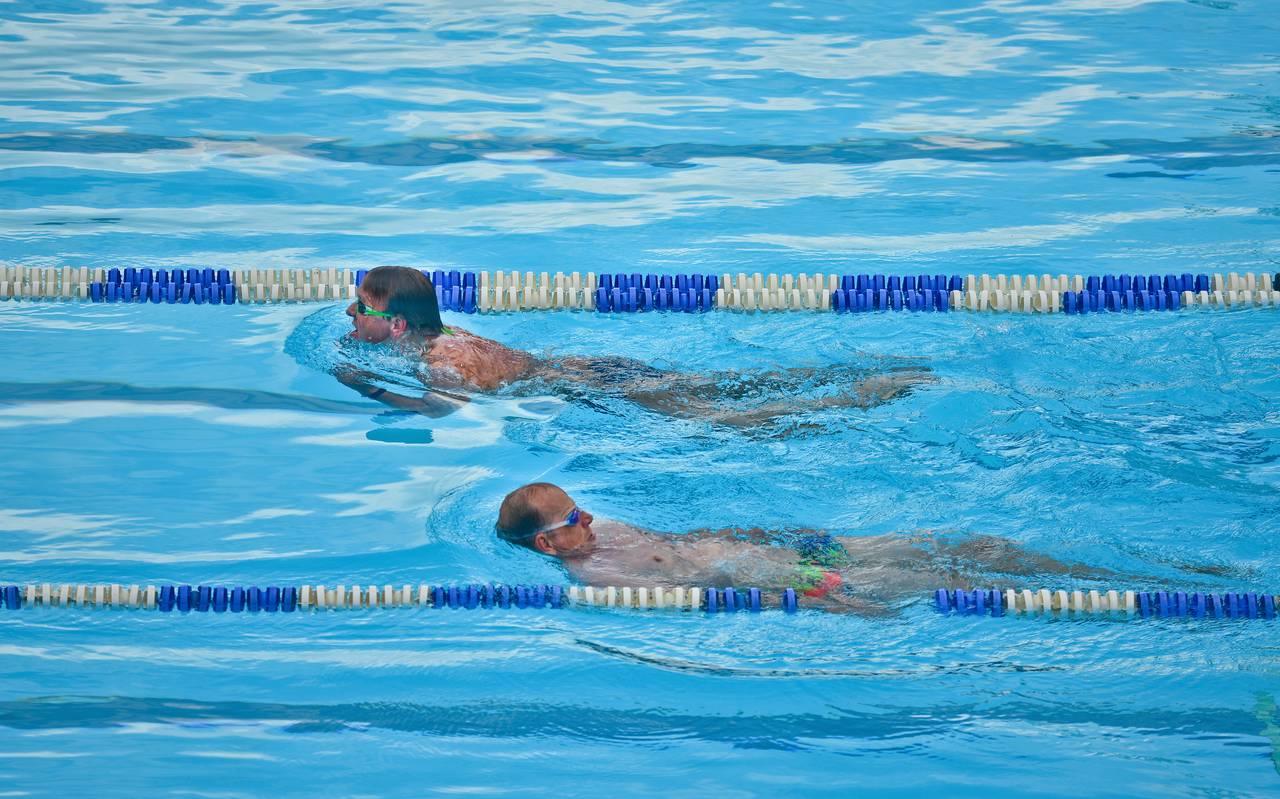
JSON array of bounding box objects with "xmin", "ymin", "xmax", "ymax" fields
[{"xmin": 346, "ymin": 302, "xmax": 356, "ymax": 319}]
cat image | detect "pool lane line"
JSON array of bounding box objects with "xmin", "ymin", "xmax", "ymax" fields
[
  {"xmin": 6, "ymin": 583, "xmax": 1276, "ymax": 619},
  {"xmin": 3, "ymin": 266, "xmax": 1280, "ymax": 314},
  {"xmin": 935, "ymin": 588, "xmax": 1278, "ymax": 619},
  {"xmin": 0, "ymin": 584, "xmax": 799, "ymax": 614}
]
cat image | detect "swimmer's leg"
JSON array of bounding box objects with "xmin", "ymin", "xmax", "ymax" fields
[
  {"xmin": 945, "ymin": 535, "xmax": 1116, "ymax": 579},
  {"xmin": 634, "ymin": 369, "xmax": 936, "ymax": 427},
  {"xmin": 850, "ymin": 367, "xmax": 936, "ymax": 408},
  {"xmin": 555, "ymin": 359, "xmax": 933, "ymax": 427},
  {"xmin": 677, "ymin": 365, "xmax": 935, "ymax": 414}
]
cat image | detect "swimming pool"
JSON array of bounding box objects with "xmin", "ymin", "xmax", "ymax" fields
[{"xmin": 2, "ymin": 0, "xmax": 1279, "ymax": 795}]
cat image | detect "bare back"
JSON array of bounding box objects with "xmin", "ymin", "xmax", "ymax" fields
[
  {"xmin": 425, "ymin": 329, "xmax": 538, "ymax": 391},
  {"xmin": 562, "ymin": 521, "xmax": 803, "ymax": 588}
]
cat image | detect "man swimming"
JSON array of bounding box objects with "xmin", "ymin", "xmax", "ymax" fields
[
  {"xmin": 494, "ymin": 482, "xmax": 1099, "ymax": 615},
  {"xmin": 336, "ymin": 265, "xmax": 932, "ymax": 425}
]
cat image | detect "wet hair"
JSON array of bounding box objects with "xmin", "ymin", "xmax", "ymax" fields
[
  {"xmin": 359, "ymin": 266, "xmax": 444, "ymax": 335},
  {"xmin": 496, "ymin": 482, "xmax": 568, "ymax": 550}
]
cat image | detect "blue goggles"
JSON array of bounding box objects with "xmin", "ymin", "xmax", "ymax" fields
[{"xmin": 528, "ymin": 507, "xmax": 581, "ymax": 537}]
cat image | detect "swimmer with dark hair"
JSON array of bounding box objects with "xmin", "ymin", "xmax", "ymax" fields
[
  {"xmin": 336, "ymin": 265, "xmax": 932, "ymax": 425},
  {"xmin": 494, "ymin": 482, "xmax": 1097, "ymax": 615}
]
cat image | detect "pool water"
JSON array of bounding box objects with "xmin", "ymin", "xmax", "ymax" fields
[{"xmin": 2, "ymin": 0, "xmax": 1279, "ymax": 796}]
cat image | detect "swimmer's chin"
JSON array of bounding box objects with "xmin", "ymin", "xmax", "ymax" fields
[{"xmin": 560, "ymin": 542, "xmax": 598, "ymax": 561}]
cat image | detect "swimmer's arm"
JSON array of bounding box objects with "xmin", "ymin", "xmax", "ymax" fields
[
  {"xmin": 370, "ymin": 386, "xmax": 469, "ymax": 418},
  {"xmin": 335, "ymin": 369, "xmax": 468, "ymax": 418}
]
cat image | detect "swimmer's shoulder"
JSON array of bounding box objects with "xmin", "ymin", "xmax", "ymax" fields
[
  {"xmin": 429, "ymin": 327, "xmax": 530, "ymax": 361},
  {"xmin": 425, "ymin": 327, "xmax": 537, "ymax": 390}
]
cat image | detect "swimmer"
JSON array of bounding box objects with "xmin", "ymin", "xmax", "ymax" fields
[
  {"xmin": 336, "ymin": 265, "xmax": 932, "ymax": 425},
  {"xmin": 494, "ymin": 482, "xmax": 1105, "ymax": 615}
]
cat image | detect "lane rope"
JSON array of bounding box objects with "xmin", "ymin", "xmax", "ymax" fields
[
  {"xmin": 0, "ymin": 583, "xmax": 799, "ymax": 614},
  {"xmin": 935, "ymin": 587, "xmax": 1278, "ymax": 619},
  {"xmin": 5, "ymin": 582, "xmax": 1273, "ymax": 619},
  {"xmin": 2, "ymin": 265, "xmax": 1278, "ymax": 314}
]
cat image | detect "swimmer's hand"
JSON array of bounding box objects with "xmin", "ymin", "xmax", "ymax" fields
[
  {"xmin": 333, "ymin": 366, "xmax": 468, "ymax": 418},
  {"xmin": 334, "ymin": 366, "xmax": 381, "ymax": 390}
]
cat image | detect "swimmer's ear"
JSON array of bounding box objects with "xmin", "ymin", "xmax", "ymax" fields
[
  {"xmin": 390, "ymin": 315, "xmax": 409, "ymax": 337},
  {"xmin": 530, "ymin": 532, "xmax": 557, "ymax": 556}
]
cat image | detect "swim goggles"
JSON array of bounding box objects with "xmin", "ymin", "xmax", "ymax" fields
[
  {"xmin": 356, "ymin": 299, "xmax": 396, "ymax": 319},
  {"xmin": 527, "ymin": 507, "xmax": 582, "ymax": 537}
]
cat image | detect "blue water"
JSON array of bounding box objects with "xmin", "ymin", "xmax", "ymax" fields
[{"xmin": 2, "ymin": 0, "xmax": 1280, "ymax": 795}]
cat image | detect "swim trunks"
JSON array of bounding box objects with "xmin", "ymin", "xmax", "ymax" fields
[
  {"xmin": 794, "ymin": 564, "xmax": 843, "ymax": 597},
  {"xmin": 793, "ymin": 533, "xmax": 849, "ymax": 597}
]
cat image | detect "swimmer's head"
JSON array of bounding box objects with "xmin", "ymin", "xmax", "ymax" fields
[
  {"xmin": 495, "ymin": 482, "xmax": 596, "ymax": 560},
  {"xmin": 346, "ymin": 266, "xmax": 445, "ymax": 343}
]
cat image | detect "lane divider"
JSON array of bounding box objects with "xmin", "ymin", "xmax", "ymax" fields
[
  {"xmin": 87, "ymin": 267, "xmax": 238, "ymax": 305},
  {"xmin": 935, "ymin": 588, "xmax": 1278, "ymax": 619},
  {"xmin": 4, "ymin": 265, "xmax": 1279, "ymax": 315},
  {"xmin": 0, "ymin": 584, "xmax": 800, "ymax": 614},
  {"xmin": 3, "ymin": 582, "xmax": 1272, "ymax": 619}
]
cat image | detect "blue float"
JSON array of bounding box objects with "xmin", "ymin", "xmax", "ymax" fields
[{"xmin": 782, "ymin": 588, "xmax": 798, "ymax": 614}]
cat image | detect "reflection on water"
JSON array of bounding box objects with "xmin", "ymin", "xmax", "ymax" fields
[
  {"xmin": 1, "ymin": 0, "xmax": 1279, "ymax": 793},
  {"xmin": 0, "ymin": 692, "xmax": 1266, "ymax": 744},
  {"xmin": 5, "ymin": 129, "xmax": 1279, "ymax": 172}
]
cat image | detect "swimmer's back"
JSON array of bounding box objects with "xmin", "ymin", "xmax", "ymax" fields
[{"xmin": 426, "ymin": 328, "xmax": 537, "ymax": 391}]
